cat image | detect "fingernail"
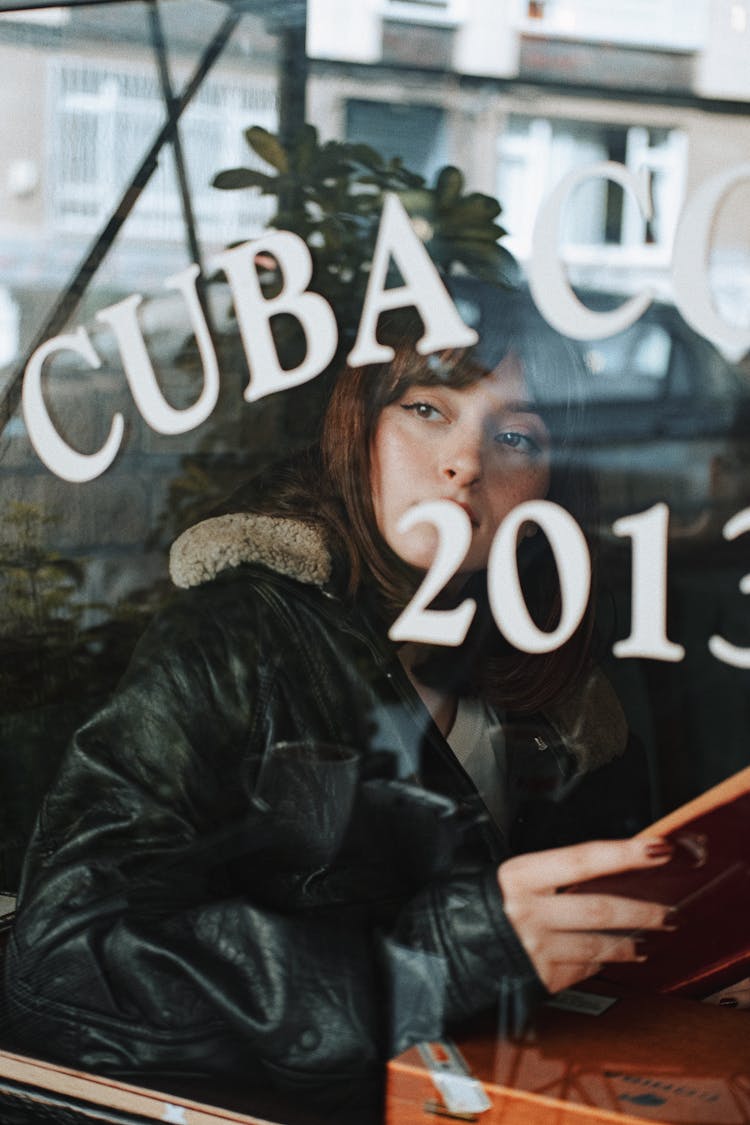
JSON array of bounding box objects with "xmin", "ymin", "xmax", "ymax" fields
[
  {"xmin": 662, "ymin": 907, "xmax": 680, "ymax": 931},
  {"xmin": 719, "ymin": 997, "xmax": 738, "ymax": 1008},
  {"xmin": 634, "ymin": 938, "xmax": 649, "ymax": 961},
  {"xmin": 644, "ymin": 838, "xmax": 674, "ymax": 861}
]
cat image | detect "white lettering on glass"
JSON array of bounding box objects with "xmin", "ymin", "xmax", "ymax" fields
[
  {"xmin": 347, "ymin": 193, "xmax": 478, "ymax": 367},
  {"xmin": 612, "ymin": 504, "xmax": 685, "ymax": 662},
  {"xmin": 488, "ymin": 501, "xmax": 591, "ymax": 654},
  {"xmin": 672, "ymin": 162, "xmax": 750, "ymax": 361},
  {"xmin": 96, "ymin": 265, "xmax": 219, "ymax": 435},
  {"xmin": 528, "ymin": 160, "xmax": 654, "ymax": 341},
  {"xmin": 388, "ymin": 499, "xmax": 750, "ymax": 661},
  {"xmin": 22, "ymin": 328, "xmax": 124, "ymax": 483},
  {"xmin": 388, "ymin": 500, "xmax": 477, "ymax": 646},
  {"xmin": 708, "ymin": 507, "xmax": 750, "ymax": 669},
  {"xmin": 213, "ymin": 230, "xmax": 338, "ymax": 403}
]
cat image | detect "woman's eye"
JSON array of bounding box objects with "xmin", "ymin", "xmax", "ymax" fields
[
  {"xmin": 496, "ymin": 431, "xmax": 541, "ymax": 456},
  {"xmin": 401, "ymin": 402, "xmax": 442, "ymax": 421}
]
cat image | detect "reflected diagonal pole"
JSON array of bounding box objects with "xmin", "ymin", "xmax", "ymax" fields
[
  {"xmin": 147, "ymin": 0, "xmax": 205, "ymax": 278},
  {"xmin": 0, "ymin": 6, "xmax": 241, "ymax": 435},
  {"xmin": 147, "ymin": 0, "xmax": 217, "ymax": 342}
]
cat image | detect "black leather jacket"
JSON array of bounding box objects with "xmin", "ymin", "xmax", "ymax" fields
[{"xmin": 2, "ymin": 513, "xmax": 634, "ymax": 1122}]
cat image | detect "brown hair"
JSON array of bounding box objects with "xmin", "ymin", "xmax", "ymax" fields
[{"xmin": 320, "ymin": 291, "xmax": 596, "ymax": 713}]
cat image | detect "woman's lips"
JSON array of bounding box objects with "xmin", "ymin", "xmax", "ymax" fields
[{"xmin": 442, "ymin": 498, "xmax": 479, "ymax": 527}]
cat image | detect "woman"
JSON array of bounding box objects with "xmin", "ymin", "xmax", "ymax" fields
[{"xmin": 3, "ymin": 285, "xmax": 671, "ymax": 1122}]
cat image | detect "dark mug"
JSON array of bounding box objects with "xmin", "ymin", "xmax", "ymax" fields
[{"xmin": 253, "ymin": 740, "xmax": 362, "ymax": 869}]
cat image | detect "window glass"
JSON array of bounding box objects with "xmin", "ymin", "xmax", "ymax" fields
[{"xmin": 1, "ymin": 2, "xmax": 749, "ymax": 1122}]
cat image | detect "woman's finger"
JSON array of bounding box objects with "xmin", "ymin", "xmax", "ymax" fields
[
  {"xmin": 541, "ymin": 931, "xmax": 646, "ymax": 966},
  {"xmin": 543, "ymin": 962, "xmax": 602, "ymax": 993},
  {"xmin": 499, "ymin": 836, "xmax": 672, "ymax": 896},
  {"xmin": 536, "ymin": 893, "xmax": 673, "ymax": 933}
]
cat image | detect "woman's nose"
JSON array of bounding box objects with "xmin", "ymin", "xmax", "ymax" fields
[{"xmin": 441, "ymin": 435, "xmax": 482, "ymax": 486}]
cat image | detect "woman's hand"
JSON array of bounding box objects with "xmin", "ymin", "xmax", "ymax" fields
[{"xmin": 497, "ymin": 837, "xmax": 675, "ymax": 994}]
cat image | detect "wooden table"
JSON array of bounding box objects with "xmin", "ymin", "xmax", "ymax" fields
[{"xmin": 387, "ymin": 984, "xmax": 750, "ymax": 1125}]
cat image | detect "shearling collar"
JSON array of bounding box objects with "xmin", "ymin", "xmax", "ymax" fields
[
  {"xmin": 170, "ymin": 512, "xmax": 331, "ymax": 591},
  {"xmin": 168, "ymin": 512, "xmax": 626, "ymax": 770}
]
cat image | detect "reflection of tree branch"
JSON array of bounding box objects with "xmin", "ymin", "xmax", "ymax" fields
[{"xmin": 0, "ymin": 500, "xmax": 168, "ymax": 711}]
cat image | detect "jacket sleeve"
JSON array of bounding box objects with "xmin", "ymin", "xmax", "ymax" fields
[
  {"xmin": 4, "ymin": 583, "xmax": 542, "ymax": 1102},
  {"xmin": 384, "ymin": 867, "xmax": 546, "ymax": 1053}
]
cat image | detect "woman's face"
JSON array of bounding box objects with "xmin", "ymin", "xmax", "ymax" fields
[{"xmin": 370, "ymin": 353, "xmax": 551, "ymax": 576}]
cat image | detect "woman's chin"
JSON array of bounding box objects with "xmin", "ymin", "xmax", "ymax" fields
[
  {"xmin": 389, "ymin": 533, "xmax": 440, "ymax": 573},
  {"xmin": 389, "ymin": 533, "xmax": 490, "ymax": 578}
]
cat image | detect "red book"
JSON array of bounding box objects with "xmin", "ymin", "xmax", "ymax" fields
[{"xmin": 568, "ymin": 766, "xmax": 750, "ymax": 998}]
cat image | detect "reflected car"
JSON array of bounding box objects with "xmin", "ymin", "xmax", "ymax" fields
[
  {"xmin": 450, "ymin": 277, "xmax": 750, "ymax": 544},
  {"xmin": 450, "ymin": 275, "xmax": 750, "ymax": 544},
  {"xmin": 568, "ymin": 291, "xmax": 750, "ymax": 542}
]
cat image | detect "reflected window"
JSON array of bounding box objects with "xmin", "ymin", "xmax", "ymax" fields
[
  {"xmin": 50, "ymin": 60, "xmax": 277, "ymax": 243},
  {"xmin": 346, "ymin": 99, "xmax": 447, "ymax": 182},
  {"xmin": 384, "ymin": 0, "xmax": 460, "ymax": 23},
  {"xmin": 515, "ymin": 0, "xmax": 707, "ymax": 49},
  {"xmin": 496, "ymin": 115, "xmax": 687, "ymax": 265}
]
